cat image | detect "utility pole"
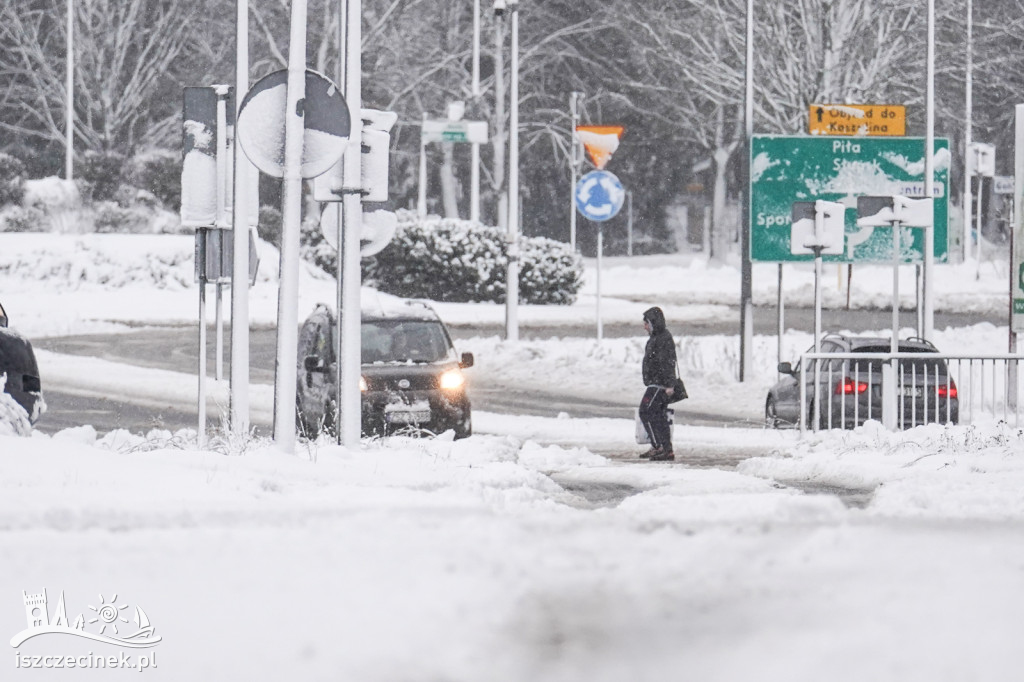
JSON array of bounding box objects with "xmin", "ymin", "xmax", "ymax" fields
[
  {"xmin": 569, "ymin": 91, "xmax": 583, "ymax": 251},
  {"xmin": 65, "ymin": 0, "xmax": 73, "ymax": 181}
]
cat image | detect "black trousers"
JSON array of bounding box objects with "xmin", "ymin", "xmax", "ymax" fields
[{"xmin": 638, "ymin": 386, "xmax": 672, "ymax": 450}]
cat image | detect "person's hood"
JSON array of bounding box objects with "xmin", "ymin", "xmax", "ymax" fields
[{"xmin": 643, "ymin": 306, "xmax": 666, "ymax": 334}]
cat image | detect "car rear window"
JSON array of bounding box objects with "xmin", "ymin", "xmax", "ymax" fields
[
  {"xmin": 850, "ymin": 345, "xmax": 948, "ymax": 375},
  {"xmin": 362, "ymin": 320, "xmax": 455, "ymax": 364}
]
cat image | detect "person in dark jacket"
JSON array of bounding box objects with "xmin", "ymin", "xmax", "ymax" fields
[{"xmin": 638, "ymin": 306, "xmax": 676, "ymax": 461}]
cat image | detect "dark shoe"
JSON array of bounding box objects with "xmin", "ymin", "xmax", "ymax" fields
[
  {"xmin": 639, "ymin": 447, "xmax": 662, "ymax": 459},
  {"xmin": 650, "ymin": 450, "xmax": 675, "ymax": 461}
]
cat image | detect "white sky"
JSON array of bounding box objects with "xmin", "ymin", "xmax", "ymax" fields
[{"xmin": 2, "ymin": 234, "xmax": 1024, "ymax": 680}]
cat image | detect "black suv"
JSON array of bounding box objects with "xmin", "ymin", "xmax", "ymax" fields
[
  {"xmin": 0, "ymin": 301, "xmax": 45, "ymax": 425},
  {"xmin": 766, "ymin": 334, "xmax": 959, "ymax": 430},
  {"xmin": 297, "ymin": 300, "xmax": 474, "ymax": 439}
]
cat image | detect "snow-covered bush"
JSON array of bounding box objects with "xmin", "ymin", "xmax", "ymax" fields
[
  {"xmin": 0, "ymin": 205, "xmax": 48, "ymax": 232},
  {"xmin": 129, "ymin": 149, "xmax": 181, "ymax": 211},
  {"xmin": 93, "ymin": 201, "xmax": 154, "ymax": 233},
  {"xmin": 79, "ymin": 150, "xmax": 126, "ymax": 202},
  {"xmin": 258, "ymin": 205, "xmax": 283, "ymax": 247},
  {"xmin": 0, "ymin": 153, "xmax": 26, "ymax": 206},
  {"xmin": 356, "ymin": 211, "xmax": 583, "ymax": 304}
]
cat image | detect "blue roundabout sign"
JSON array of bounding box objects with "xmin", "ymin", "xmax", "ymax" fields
[{"xmin": 575, "ymin": 170, "xmax": 625, "ymax": 222}]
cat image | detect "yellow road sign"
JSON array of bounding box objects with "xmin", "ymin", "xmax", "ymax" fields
[{"xmin": 808, "ymin": 104, "xmax": 906, "ymax": 136}]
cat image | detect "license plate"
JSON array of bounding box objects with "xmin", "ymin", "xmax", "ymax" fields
[
  {"xmin": 900, "ymin": 386, "xmax": 923, "ymax": 398},
  {"xmin": 385, "ymin": 402, "xmax": 431, "ymax": 424}
]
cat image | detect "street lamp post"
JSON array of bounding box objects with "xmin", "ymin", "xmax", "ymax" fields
[
  {"xmin": 497, "ymin": 0, "xmax": 520, "ymax": 342},
  {"xmin": 65, "ymin": 0, "xmax": 73, "ymax": 180}
]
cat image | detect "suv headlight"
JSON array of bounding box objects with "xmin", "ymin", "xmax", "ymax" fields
[
  {"xmin": 439, "ymin": 369, "xmax": 465, "ymax": 391},
  {"xmin": 359, "ymin": 376, "xmax": 368, "ymax": 392}
]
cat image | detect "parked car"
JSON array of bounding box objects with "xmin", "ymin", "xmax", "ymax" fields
[
  {"xmin": 0, "ymin": 301, "xmax": 46, "ymax": 424},
  {"xmin": 297, "ymin": 300, "xmax": 474, "ymax": 439},
  {"xmin": 765, "ymin": 334, "xmax": 959, "ymax": 429}
]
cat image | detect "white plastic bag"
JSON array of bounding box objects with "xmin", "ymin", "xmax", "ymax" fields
[{"xmin": 635, "ymin": 409, "xmax": 650, "ymax": 444}]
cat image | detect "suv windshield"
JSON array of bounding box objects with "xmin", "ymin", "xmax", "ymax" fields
[{"xmin": 362, "ymin": 320, "xmax": 455, "ymax": 364}]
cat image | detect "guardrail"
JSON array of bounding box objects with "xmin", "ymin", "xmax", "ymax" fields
[{"xmin": 798, "ymin": 351, "xmax": 1024, "ymax": 433}]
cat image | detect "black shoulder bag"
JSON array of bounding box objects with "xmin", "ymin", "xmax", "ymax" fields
[{"xmin": 668, "ymin": 362, "xmax": 688, "ymax": 403}]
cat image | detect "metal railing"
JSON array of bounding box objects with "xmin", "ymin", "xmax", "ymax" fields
[{"xmin": 798, "ymin": 351, "xmax": 1024, "ymax": 433}]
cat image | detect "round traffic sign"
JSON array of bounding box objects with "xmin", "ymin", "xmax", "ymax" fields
[
  {"xmin": 575, "ymin": 170, "xmax": 625, "ymax": 221},
  {"xmin": 237, "ymin": 69, "xmax": 351, "ymax": 179},
  {"xmin": 319, "ymin": 205, "xmax": 398, "ymax": 257}
]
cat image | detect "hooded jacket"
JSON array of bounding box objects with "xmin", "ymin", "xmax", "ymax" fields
[{"xmin": 642, "ymin": 306, "xmax": 677, "ymax": 387}]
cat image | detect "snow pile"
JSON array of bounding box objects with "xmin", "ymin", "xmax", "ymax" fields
[
  {"xmin": 0, "ymin": 373, "xmax": 32, "ymax": 437},
  {"xmin": 738, "ymin": 419, "xmax": 1024, "ymax": 519}
]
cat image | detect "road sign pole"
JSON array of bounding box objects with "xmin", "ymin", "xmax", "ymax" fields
[
  {"xmin": 569, "ymin": 92, "xmax": 581, "ymax": 251},
  {"xmin": 272, "ymin": 0, "xmax": 308, "ymax": 452},
  {"xmin": 197, "ymin": 229, "xmax": 207, "ymax": 448},
  {"xmin": 230, "ymin": 0, "xmax": 252, "ymax": 437},
  {"xmin": 418, "ymin": 112, "xmax": 427, "ymax": 218},
  {"xmin": 739, "ymin": 0, "xmax": 754, "ymax": 383},
  {"xmin": 923, "ymin": 0, "xmax": 936, "ymax": 340},
  {"xmin": 339, "ymin": 0, "xmax": 364, "ymax": 448},
  {"xmin": 596, "ymin": 222, "xmax": 603, "ymax": 342},
  {"xmin": 505, "ymin": 1, "xmax": 520, "ymax": 343},
  {"xmin": 976, "ymin": 173, "xmax": 985, "ymax": 280},
  {"xmin": 883, "ymin": 219, "xmax": 902, "ymax": 430}
]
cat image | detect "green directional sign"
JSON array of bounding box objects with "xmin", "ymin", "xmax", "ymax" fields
[{"xmin": 750, "ymin": 135, "xmax": 949, "ymax": 263}]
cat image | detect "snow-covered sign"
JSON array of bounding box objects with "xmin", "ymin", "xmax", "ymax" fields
[
  {"xmin": 808, "ymin": 104, "xmax": 906, "ymax": 136},
  {"xmin": 319, "ymin": 206, "xmax": 398, "ymax": 257},
  {"xmin": 790, "ymin": 200, "xmax": 845, "ymax": 255},
  {"xmin": 236, "ymin": 70, "xmax": 351, "ymax": 179},
  {"xmin": 968, "ymin": 142, "xmax": 996, "ymax": 178},
  {"xmin": 421, "ymin": 120, "xmax": 487, "ymax": 144},
  {"xmin": 855, "ymin": 196, "xmax": 933, "ymax": 229},
  {"xmin": 314, "ymin": 109, "xmax": 398, "ymax": 203},
  {"xmin": 576, "ymin": 125, "xmax": 624, "ymax": 170},
  {"xmin": 750, "ymin": 136, "xmax": 949, "ymax": 264},
  {"xmin": 994, "ymin": 175, "xmax": 1014, "ymax": 194},
  {"xmin": 575, "ymin": 170, "xmax": 625, "ymax": 222},
  {"xmin": 180, "ymin": 87, "xmax": 222, "ymax": 228}
]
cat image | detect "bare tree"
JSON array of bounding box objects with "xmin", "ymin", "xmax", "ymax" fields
[{"xmin": 0, "ymin": 0, "xmax": 205, "ymax": 157}]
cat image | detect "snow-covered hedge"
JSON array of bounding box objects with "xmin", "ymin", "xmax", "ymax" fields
[
  {"xmin": 0, "ymin": 153, "xmax": 26, "ymax": 206},
  {"xmin": 304, "ymin": 210, "xmax": 583, "ymax": 304}
]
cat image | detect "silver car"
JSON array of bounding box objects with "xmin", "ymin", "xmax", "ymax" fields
[{"xmin": 766, "ymin": 334, "xmax": 959, "ymax": 429}]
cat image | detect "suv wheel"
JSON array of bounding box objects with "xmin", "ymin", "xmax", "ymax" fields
[{"xmin": 765, "ymin": 397, "xmax": 780, "ymax": 429}]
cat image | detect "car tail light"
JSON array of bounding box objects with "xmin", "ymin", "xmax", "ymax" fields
[
  {"xmin": 937, "ymin": 381, "xmax": 957, "ymax": 399},
  {"xmin": 835, "ymin": 378, "xmax": 868, "ymax": 395}
]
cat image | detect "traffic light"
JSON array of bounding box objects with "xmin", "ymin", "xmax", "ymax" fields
[{"xmin": 312, "ymin": 109, "xmax": 397, "ymax": 203}]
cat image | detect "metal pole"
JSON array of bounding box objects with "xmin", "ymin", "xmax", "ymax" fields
[
  {"xmin": 570, "ymin": 91, "xmax": 581, "ymax": 250},
  {"xmin": 418, "ymin": 112, "xmax": 427, "ymax": 218},
  {"xmin": 339, "ymin": 0, "xmax": 363, "ymax": 447},
  {"xmin": 472, "ymin": 0, "xmax": 480, "ymax": 98},
  {"xmin": 626, "ymin": 189, "xmax": 633, "ymax": 256},
  {"xmin": 964, "ymin": 0, "xmax": 973, "ymax": 263},
  {"xmin": 334, "ymin": 0, "xmax": 345, "ymax": 445},
  {"xmin": 215, "ymin": 91, "xmax": 228, "ymax": 383},
  {"xmin": 505, "ymin": 3, "xmax": 519, "ymax": 342},
  {"xmin": 812, "ymin": 248, "xmax": 822, "ymax": 431},
  {"xmin": 197, "ymin": 229, "xmax": 208, "ymax": 448},
  {"xmin": 739, "ymin": 0, "xmax": 754, "ymax": 381},
  {"xmin": 65, "ymin": 0, "xmax": 73, "ymax": 181},
  {"xmin": 977, "ymin": 174, "xmax": 984, "ymax": 280},
  {"xmin": 777, "ymin": 264, "xmax": 784, "ymax": 374},
  {"xmin": 230, "ymin": 0, "xmax": 252, "ymax": 436},
  {"xmin": 470, "ymin": 0, "xmax": 481, "ymax": 223},
  {"xmin": 923, "ymin": 0, "xmax": 935, "ymax": 340},
  {"xmin": 884, "ymin": 219, "xmax": 902, "ymax": 430},
  {"xmin": 272, "ymin": 0, "xmax": 309, "ymax": 451},
  {"xmin": 596, "ymin": 222, "xmax": 603, "ymax": 342}
]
